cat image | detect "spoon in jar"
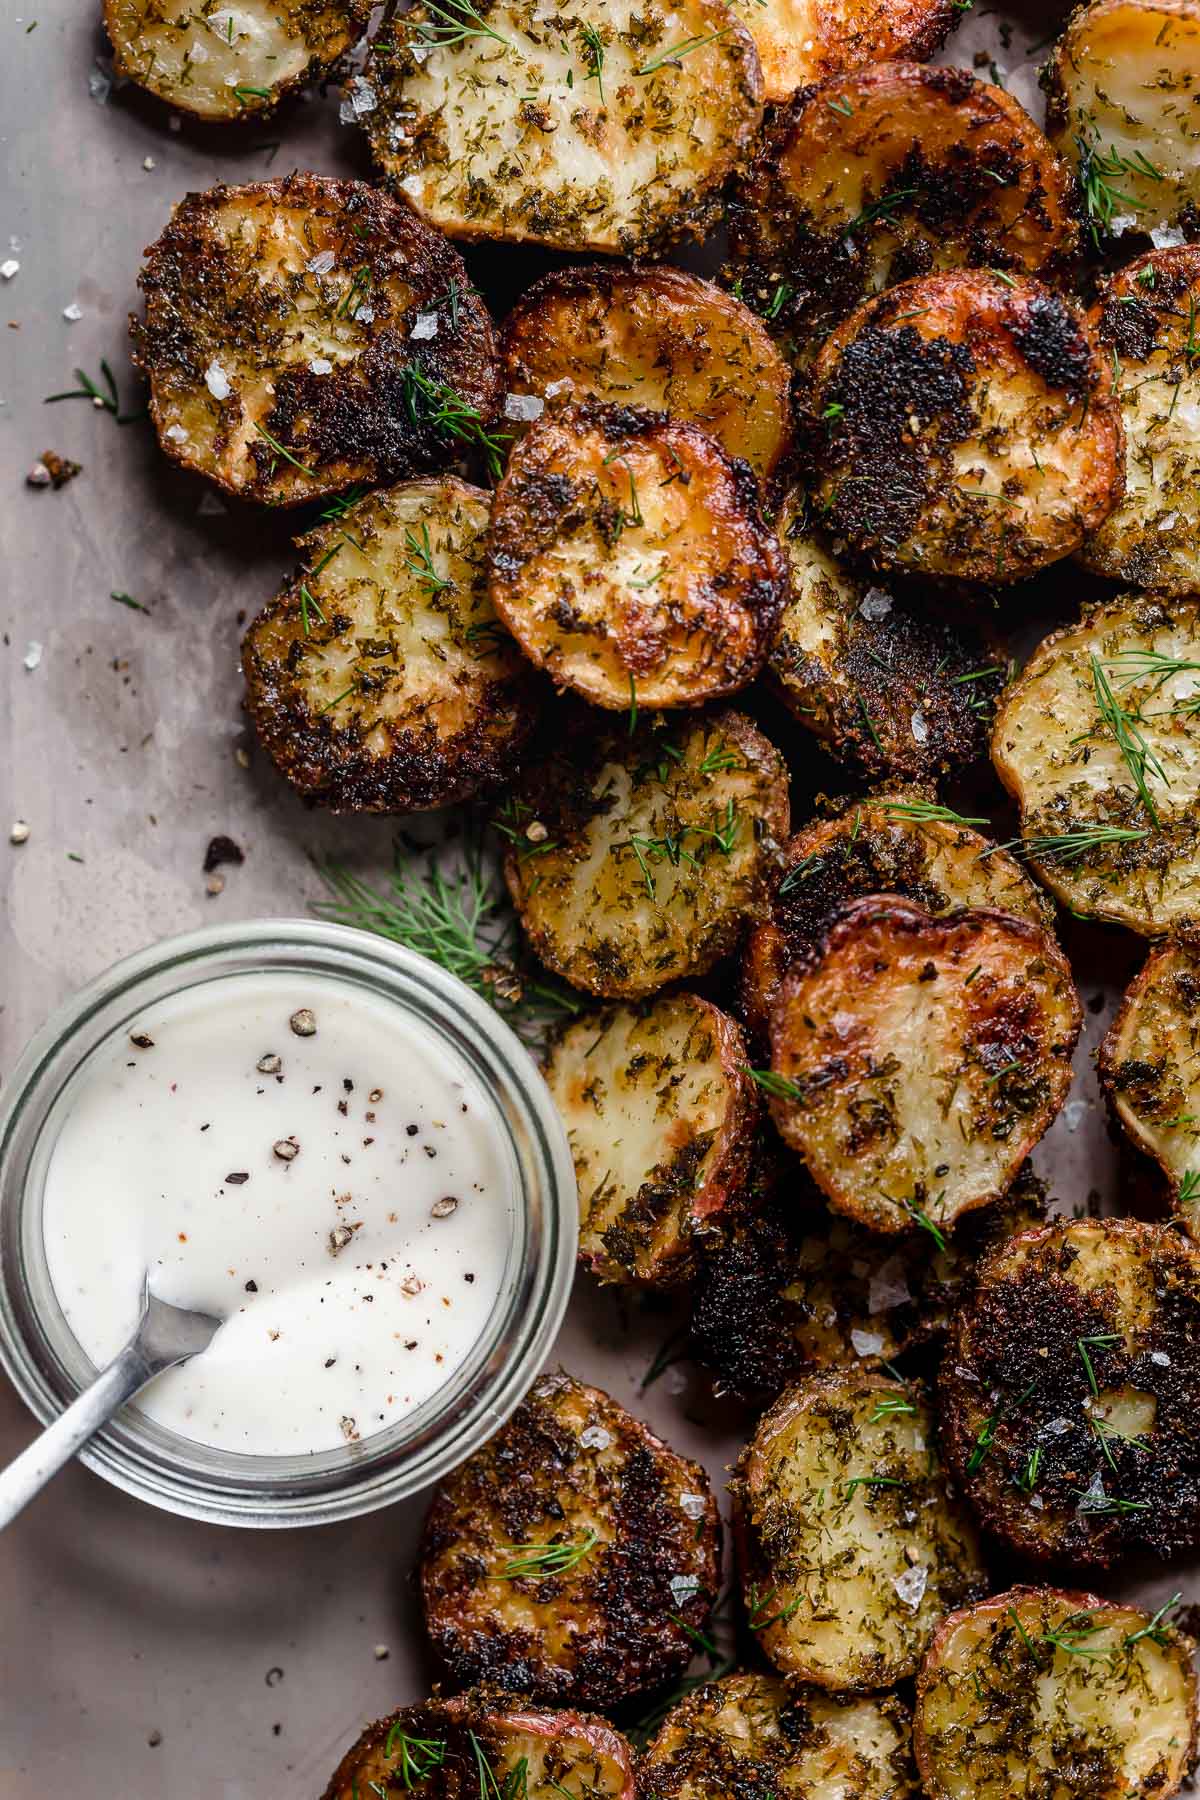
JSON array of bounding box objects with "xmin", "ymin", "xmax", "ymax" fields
[{"xmin": 0, "ymin": 1282, "xmax": 221, "ymax": 1528}]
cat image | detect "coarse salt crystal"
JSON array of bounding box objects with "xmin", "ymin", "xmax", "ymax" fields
[
  {"xmin": 354, "ymin": 305, "xmax": 375, "ymax": 324},
  {"xmin": 669, "ymin": 1575, "xmax": 701, "ymax": 1605},
  {"xmin": 62, "ymin": 301, "xmax": 82, "ymax": 321},
  {"xmin": 893, "ymin": 1565, "xmax": 928, "ymax": 1609},
  {"xmin": 504, "ymin": 392, "xmax": 544, "ymax": 422},
  {"xmin": 859, "ymin": 586, "xmax": 893, "ymax": 621},
  {"xmin": 143, "ymin": 156, "xmax": 156, "ymax": 171},
  {"xmin": 23, "ymin": 641, "xmax": 43, "ymax": 671},
  {"xmin": 410, "ymin": 312, "xmax": 439, "ymax": 340},
  {"xmin": 579, "ymin": 1425, "xmax": 611, "ymax": 1450},
  {"xmin": 307, "ymin": 250, "xmax": 336, "ymax": 276},
  {"xmin": 205, "ymin": 361, "xmax": 232, "ymax": 401},
  {"xmin": 868, "ymin": 1254, "xmax": 913, "ymax": 1316},
  {"xmin": 165, "ymin": 423, "xmax": 188, "ymax": 442},
  {"xmin": 1150, "ymin": 223, "xmax": 1187, "ymax": 249},
  {"xmin": 309, "ymin": 356, "xmax": 334, "ymax": 375},
  {"xmin": 679, "ymin": 1492, "xmax": 707, "ymax": 1519},
  {"xmin": 911, "ymin": 709, "xmax": 929, "ymax": 745},
  {"xmin": 545, "ymin": 377, "xmax": 572, "ymax": 398},
  {"xmin": 1109, "ymin": 213, "xmax": 1137, "ymax": 238},
  {"xmin": 88, "ymin": 63, "xmax": 112, "ymax": 103},
  {"xmin": 850, "ymin": 1327, "xmax": 885, "ymax": 1358},
  {"xmin": 1159, "ymin": 512, "xmax": 1179, "ymax": 533},
  {"xmin": 339, "ymin": 75, "xmax": 378, "ymax": 122},
  {"xmin": 400, "ymin": 174, "xmax": 424, "ymax": 198},
  {"xmin": 1151, "ymin": 1350, "xmax": 1171, "ymax": 1366},
  {"xmin": 0, "ymin": 260, "xmax": 19, "ymax": 281},
  {"xmin": 1063, "ymin": 1099, "xmax": 1088, "ymax": 1133},
  {"xmin": 189, "ymin": 38, "xmax": 209, "ymax": 61}
]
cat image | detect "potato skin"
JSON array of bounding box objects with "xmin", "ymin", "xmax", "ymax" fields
[
  {"xmin": 727, "ymin": 0, "xmax": 957, "ymax": 103},
  {"xmin": 419, "ymin": 1372, "xmax": 720, "ymax": 1709}
]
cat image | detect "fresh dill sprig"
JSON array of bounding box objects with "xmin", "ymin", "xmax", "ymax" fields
[
  {"xmin": 778, "ymin": 856, "xmax": 816, "ymax": 895},
  {"xmin": 400, "ymin": 365, "xmax": 509, "ymax": 479},
  {"xmin": 746, "ymin": 1069, "xmax": 807, "ymax": 1104},
  {"xmin": 747, "ymin": 1584, "xmax": 804, "ymax": 1629},
  {"xmin": 578, "ymin": 22, "xmax": 605, "ymax": 99},
  {"xmin": 1090, "ymin": 653, "xmax": 1167, "ymax": 826},
  {"xmin": 1104, "ymin": 648, "xmax": 1200, "ymax": 697},
  {"xmin": 1076, "ymin": 134, "xmax": 1162, "ymax": 244},
  {"xmin": 764, "ymin": 281, "xmax": 794, "ymax": 321},
  {"xmin": 45, "ymin": 359, "xmax": 145, "ymax": 424},
  {"xmin": 1018, "ymin": 1444, "xmax": 1042, "ymax": 1492},
  {"xmin": 987, "ymin": 826, "xmax": 1152, "ymax": 866},
  {"xmin": 403, "ymin": 522, "xmax": 453, "ymax": 595},
  {"xmin": 499, "ymin": 1530, "xmax": 598, "ymax": 1580},
  {"xmin": 411, "ymin": 0, "xmax": 512, "ymax": 49},
  {"xmin": 635, "ymin": 24, "xmax": 731, "ymax": 73},
  {"xmin": 843, "ymin": 1474, "xmax": 905, "ymax": 1499},
  {"xmin": 111, "ymin": 590, "xmax": 150, "ymax": 614},
  {"xmin": 1077, "ymin": 1331, "xmax": 1120, "ymax": 1398},
  {"xmin": 967, "ymin": 1378, "xmax": 1039, "ymax": 1474},
  {"xmin": 869, "ymin": 1393, "xmax": 916, "ymax": 1424},
  {"xmin": 252, "ymin": 419, "xmax": 315, "ymax": 477},
  {"xmin": 1041, "ymin": 1615, "xmax": 1111, "ymax": 1660},
  {"xmin": 233, "ymin": 81, "xmax": 272, "ymax": 100},
  {"xmin": 1178, "ymin": 1168, "xmax": 1200, "ymax": 1208},
  {"xmin": 298, "ymin": 583, "xmax": 327, "ymax": 636},
  {"xmin": 383, "ymin": 1724, "xmax": 447, "ymax": 1789},
  {"xmin": 1125, "ymin": 1592, "xmax": 1183, "ymax": 1650},
  {"xmin": 844, "ymin": 186, "xmax": 920, "ymax": 235},
  {"xmin": 878, "ymin": 799, "xmax": 990, "ymax": 829},
  {"xmin": 898, "ymin": 1196, "xmax": 946, "ymax": 1251}
]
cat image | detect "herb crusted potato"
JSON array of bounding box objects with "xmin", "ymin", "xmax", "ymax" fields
[
  {"xmin": 914, "ymin": 1586, "xmax": 1198, "ymax": 1800},
  {"xmin": 546, "ymin": 993, "xmax": 758, "ymax": 1288},
  {"xmin": 1100, "ymin": 935, "xmax": 1200, "ymax": 1233},
  {"xmin": 501, "ymin": 710, "xmax": 790, "ymax": 1000},
  {"xmin": 487, "ymin": 402, "xmax": 787, "ymax": 711},
  {"xmin": 133, "ymin": 175, "xmax": 500, "ymax": 506},
  {"xmin": 242, "ymin": 478, "xmax": 538, "ymax": 812},
  {"xmin": 363, "ymin": 0, "xmax": 763, "ymax": 257},
  {"xmin": 811, "ymin": 272, "xmax": 1124, "ymax": 582},
  {"xmin": 728, "ymin": 0, "xmax": 956, "ymax": 104},
  {"xmin": 734, "ymin": 1368, "xmax": 986, "ymax": 1691},
  {"xmin": 419, "ymin": 1372, "xmax": 720, "ymax": 1708}
]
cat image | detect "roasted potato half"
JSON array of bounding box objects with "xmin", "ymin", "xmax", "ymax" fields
[
  {"xmin": 726, "ymin": 0, "xmax": 956, "ymax": 103},
  {"xmin": 363, "ymin": 0, "xmax": 763, "ymax": 257},
  {"xmin": 766, "ymin": 896, "xmax": 1080, "ymax": 1234},
  {"xmin": 502, "ymin": 710, "xmax": 790, "ymax": 1000},
  {"xmin": 914, "ymin": 1586, "xmax": 1198, "ymax": 1800},
  {"xmin": 641, "ymin": 1671, "xmax": 918, "ymax": 1799},
  {"xmin": 104, "ymin": 0, "xmax": 367, "ymax": 119},
  {"xmin": 322, "ymin": 1691, "xmax": 637, "ymax": 1800},
  {"xmin": 811, "ymin": 272, "xmax": 1124, "ymax": 582},
  {"xmin": 991, "ymin": 594, "xmax": 1200, "ymax": 934},
  {"xmin": 733, "ymin": 1368, "xmax": 986, "ymax": 1691},
  {"xmin": 242, "ymin": 479, "xmax": 537, "ymax": 812},
  {"xmin": 1078, "ymin": 248, "xmax": 1200, "ymax": 595},
  {"xmin": 728, "ymin": 65, "xmax": 1076, "ymax": 352},
  {"xmin": 940, "ymin": 1217, "xmax": 1200, "ymax": 1564},
  {"xmin": 499, "ymin": 265, "xmax": 793, "ymax": 488},
  {"xmin": 1046, "ymin": 0, "xmax": 1200, "ymax": 246},
  {"xmin": 133, "ymin": 175, "xmax": 500, "ymax": 506},
  {"xmin": 768, "ymin": 494, "xmax": 1003, "ymax": 777},
  {"xmin": 1100, "ymin": 935, "xmax": 1200, "ymax": 1235},
  {"xmin": 419, "ymin": 1371, "xmax": 720, "ymax": 1708},
  {"xmin": 546, "ymin": 994, "xmax": 758, "ymax": 1288},
  {"xmin": 741, "ymin": 798, "xmax": 1053, "ymax": 1042},
  {"xmin": 488, "ymin": 402, "xmax": 787, "ymax": 711}
]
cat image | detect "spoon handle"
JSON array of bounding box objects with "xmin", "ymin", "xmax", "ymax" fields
[{"xmin": 0, "ymin": 1339, "xmax": 154, "ymax": 1529}]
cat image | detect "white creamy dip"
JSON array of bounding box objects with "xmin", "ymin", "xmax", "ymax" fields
[{"xmin": 41, "ymin": 973, "xmax": 514, "ymax": 1456}]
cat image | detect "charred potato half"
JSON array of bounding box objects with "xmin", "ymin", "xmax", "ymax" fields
[
  {"xmin": 322, "ymin": 1691, "xmax": 636, "ymax": 1800},
  {"xmin": 1046, "ymin": 0, "xmax": 1200, "ymax": 246},
  {"xmin": 133, "ymin": 175, "xmax": 500, "ymax": 506},
  {"xmin": 363, "ymin": 0, "xmax": 763, "ymax": 257},
  {"xmin": 914, "ymin": 1586, "xmax": 1198, "ymax": 1800},
  {"xmin": 766, "ymin": 896, "xmax": 1081, "ymax": 1235},
  {"xmin": 811, "ymin": 272, "xmax": 1124, "ymax": 582},
  {"xmin": 419, "ymin": 1372, "xmax": 720, "ymax": 1708},
  {"xmin": 991, "ymin": 594, "xmax": 1200, "ymax": 935},
  {"xmin": 741, "ymin": 798, "xmax": 1053, "ymax": 1042},
  {"xmin": 1100, "ymin": 935, "xmax": 1200, "ymax": 1236},
  {"xmin": 242, "ymin": 478, "xmax": 537, "ymax": 812},
  {"xmin": 488, "ymin": 402, "xmax": 787, "ymax": 711},
  {"xmin": 728, "ymin": 0, "xmax": 956, "ymax": 104},
  {"xmin": 940, "ymin": 1217, "xmax": 1200, "ymax": 1564},
  {"xmin": 499, "ymin": 265, "xmax": 793, "ymax": 488},
  {"xmin": 1078, "ymin": 248, "xmax": 1200, "ymax": 595},
  {"xmin": 502, "ymin": 710, "xmax": 789, "ymax": 1000},
  {"xmin": 546, "ymin": 993, "xmax": 758, "ymax": 1288},
  {"xmin": 734, "ymin": 1368, "xmax": 986, "ymax": 1691},
  {"xmin": 729, "ymin": 65, "xmax": 1076, "ymax": 353},
  {"xmin": 104, "ymin": 0, "xmax": 367, "ymax": 119},
  {"xmin": 641, "ymin": 1671, "xmax": 918, "ymax": 1799}
]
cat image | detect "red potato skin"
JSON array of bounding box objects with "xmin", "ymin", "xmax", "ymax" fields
[{"xmin": 469, "ymin": 1703, "xmax": 638, "ymax": 1800}]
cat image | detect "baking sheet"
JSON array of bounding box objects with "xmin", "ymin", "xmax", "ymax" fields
[{"xmin": 0, "ymin": 4, "xmax": 1192, "ymax": 1795}]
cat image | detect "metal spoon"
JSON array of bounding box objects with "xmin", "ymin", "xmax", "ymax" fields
[{"xmin": 0, "ymin": 1284, "xmax": 221, "ymax": 1528}]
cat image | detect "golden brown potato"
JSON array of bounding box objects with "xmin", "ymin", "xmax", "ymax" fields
[
  {"xmin": 546, "ymin": 994, "xmax": 758, "ymax": 1287},
  {"xmin": 729, "ymin": 65, "xmax": 1076, "ymax": 353},
  {"xmin": 363, "ymin": 0, "xmax": 763, "ymax": 256},
  {"xmin": 132, "ymin": 175, "xmax": 500, "ymax": 506},
  {"xmin": 1077, "ymin": 248, "xmax": 1200, "ymax": 595},
  {"xmin": 733, "ymin": 1368, "xmax": 986, "ymax": 1691},
  {"xmin": 419, "ymin": 1372, "xmax": 720, "ymax": 1708},
  {"xmin": 487, "ymin": 402, "xmax": 787, "ymax": 711},
  {"xmin": 242, "ymin": 478, "xmax": 538, "ymax": 812},
  {"xmin": 914, "ymin": 1586, "xmax": 1198, "ymax": 1800},
  {"xmin": 499, "ymin": 265, "xmax": 793, "ymax": 488},
  {"xmin": 104, "ymin": 0, "xmax": 367, "ymax": 119},
  {"xmin": 811, "ymin": 272, "xmax": 1125, "ymax": 582},
  {"xmin": 501, "ymin": 710, "xmax": 790, "ymax": 1000},
  {"xmin": 727, "ymin": 0, "xmax": 956, "ymax": 102},
  {"xmin": 766, "ymin": 896, "xmax": 1081, "ymax": 1236},
  {"xmin": 991, "ymin": 593, "xmax": 1200, "ymax": 934}
]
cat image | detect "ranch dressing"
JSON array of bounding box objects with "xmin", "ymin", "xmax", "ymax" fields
[{"xmin": 40, "ymin": 973, "xmax": 514, "ymax": 1456}]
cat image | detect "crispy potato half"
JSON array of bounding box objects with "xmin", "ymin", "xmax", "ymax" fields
[
  {"xmin": 499, "ymin": 265, "xmax": 792, "ymax": 488},
  {"xmin": 1100, "ymin": 935, "xmax": 1200, "ymax": 1234},
  {"xmin": 991, "ymin": 594, "xmax": 1200, "ymax": 934},
  {"xmin": 1078, "ymin": 248, "xmax": 1200, "ymax": 595},
  {"xmin": 1046, "ymin": 0, "xmax": 1200, "ymax": 245},
  {"xmin": 104, "ymin": 0, "xmax": 367, "ymax": 119},
  {"xmin": 741, "ymin": 798, "xmax": 1053, "ymax": 1042},
  {"xmin": 940, "ymin": 1217, "xmax": 1200, "ymax": 1564},
  {"xmin": 363, "ymin": 0, "xmax": 763, "ymax": 257},
  {"xmin": 914, "ymin": 1586, "xmax": 1198, "ymax": 1800},
  {"xmin": 322, "ymin": 1691, "xmax": 636, "ymax": 1800},
  {"xmin": 546, "ymin": 994, "xmax": 758, "ymax": 1288},
  {"xmin": 766, "ymin": 897, "xmax": 1081, "ymax": 1235},
  {"xmin": 728, "ymin": 65, "xmax": 1076, "ymax": 351},
  {"xmin": 488, "ymin": 402, "xmax": 787, "ymax": 711},
  {"xmin": 811, "ymin": 272, "xmax": 1124, "ymax": 582},
  {"xmin": 768, "ymin": 493, "xmax": 1003, "ymax": 777},
  {"xmin": 419, "ymin": 1371, "xmax": 720, "ymax": 1708},
  {"xmin": 502, "ymin": 710, "xmax": 790, "ymax": 1000},
  {"xmin": 726, "ymin": 0, "xmax": 956, "ymax": 102},
  {"xmin": 133, "ymin": 175, "xmax": 500, "ymax": 506},
  {"xmin": 242, "ymin": 479, "xmax": 537, "ymax": 812},
  {"xmin": 734, "ymin": 1368, "xmax": 986, "ymax": 1690},
  {"xmin": 642, "ymin": 1671, "xmax": 918, "ymax": 1799}
]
